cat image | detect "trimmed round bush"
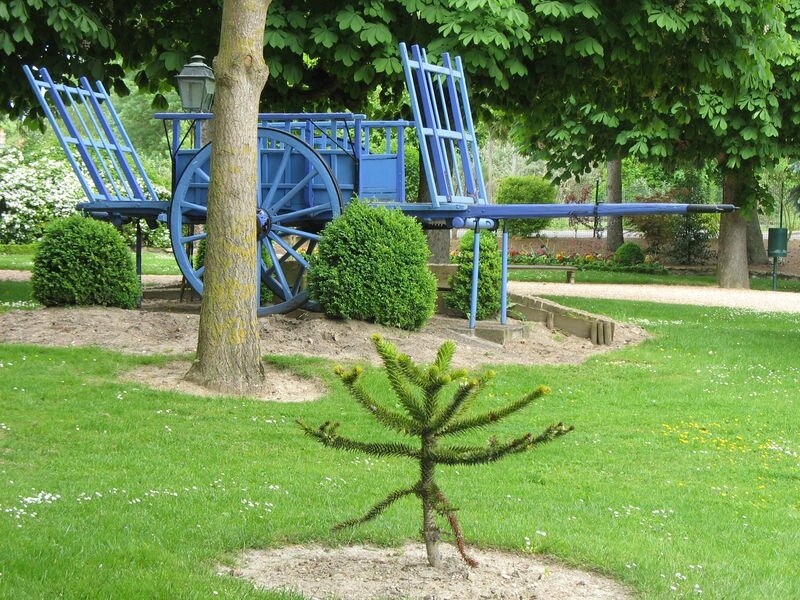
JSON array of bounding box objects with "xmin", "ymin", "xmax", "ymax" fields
[
  {"xmin": 307, "ymin": 202, "xmax": 437, "ymax": 331},
  {"xmin": 32, "ymin": 215, "xmax": 140, "ymax": 308},
  {"xmin": 445, "ymin": 230, "xmax": 501, "ymax": 321},
  {"xmin": 496, "ymin": 176, "xmax": 557, "ymax": 237},
  {"xmin": 614, "ymin": 242, "xmax": 645, "ymax": 266}
]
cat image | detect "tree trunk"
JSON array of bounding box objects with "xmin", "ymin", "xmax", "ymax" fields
[
  {"xmin": 426, "ymin": 228, "xmax": 451, "ymax": 264},
  {"xmin": 416, "ymin": 149, "xmax": 451, "ymax": 263},
  {"xmin": 188, "ymin": 0, "xmax": 271, "ymax": 394},
  {"xmin": 717, "ymin": 173, "xmax": 750, "ymax": 289},
  {"xmin": 746, "ymin": 212, "xmax": 769, "ymax": 265},
  {"xmin": 421, "ymin": 435, "xmax": 441, "ymax": 568},
  {"xmin": 605, "ymin": 157, "xmax": 624, "ymax": 252}
]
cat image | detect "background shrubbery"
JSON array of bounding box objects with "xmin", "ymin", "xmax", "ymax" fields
[
  {"xmin": 496, "ymin": 175, "xmax": 557, "ymax": 237},
  {"xmin": 446, "ymin": 230, "xmax": 501, "ymax": 320},
  {"xmin": 614, "ymin": 241, "xmax": 645, "ymax": 266},
  {"xmin": 32, "ymin": 215, "xmax": 140, "ymax": 308},
  {"xmin": 0, "ymin": 146, "xmax": 84, "ymax": 244},
  {"xmin": 308, "ymin": 202, "xmax": 437, "ymax": 330}
]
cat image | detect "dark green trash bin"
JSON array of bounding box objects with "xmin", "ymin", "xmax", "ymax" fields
[{"xmin": 768, "ymin": 228, "xmax": 788, "ymax": 258}]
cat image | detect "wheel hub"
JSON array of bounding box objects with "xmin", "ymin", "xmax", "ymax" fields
[{"xmin": 256, "ymin": 208, "xmax": 272, "ymax": 240}]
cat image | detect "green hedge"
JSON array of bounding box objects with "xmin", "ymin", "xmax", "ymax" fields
[
  {"xmin": 308, "ymin": 202, "xmax": 437, "ymax": 331},
  {"xmin": 614, "ymin": 242, "xmax": 645, "ymax": 266},
  {"xmin": 496, "ymin": 176, "xmax": 557, "ymax": 237},
  {"xmin": 446, "ymin": 231, "xmax": 501, "ymax": 320},
  {"xmin": 31, "ymin": 215, "xmax": 139, "ymax": 308}
]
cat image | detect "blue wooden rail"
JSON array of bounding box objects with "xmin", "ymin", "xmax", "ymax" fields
[{"xmin": 23, "ymin": 65, "xmax": 167, "ymax": 224}]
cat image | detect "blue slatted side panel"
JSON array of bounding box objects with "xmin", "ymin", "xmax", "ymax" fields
[
  {"xmin": 23, "ymin": 66, "xmax": 161, "ymax": 206},
  {"xmin": 400, "ymin": 43, "xmax": 487, "ymax": 207}
]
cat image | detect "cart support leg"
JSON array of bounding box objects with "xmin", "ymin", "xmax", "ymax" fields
[
  {"xmin": 469, "ymin": 224, "xmax": 481, "ymax": 331},
  {"xmin": 501, "ymin": 222, "xmax": 508, "ymax": 325},
  {"xmin": 135, "ymin": 219, "xmax": 143, "ymax": 309}
]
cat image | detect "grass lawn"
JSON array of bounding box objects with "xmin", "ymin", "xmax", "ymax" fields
[
  {"xmin": 0, "ymin": 246, "xmax": 180, "ymax": 276},
  {"xmin": 1, "ymin": 299, "xmax": 799, "ymax": 598},
  {"xmin": 0, "ymin": 281, "xmax": 38, "ymax": 312}
]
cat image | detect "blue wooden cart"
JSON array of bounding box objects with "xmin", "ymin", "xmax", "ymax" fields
[{"xmin": 24, "ymin": 43, "xmax": 734, "ymax": 326}]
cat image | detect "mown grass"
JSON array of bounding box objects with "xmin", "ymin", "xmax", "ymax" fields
[
  {"xmin": 0, "ymin": 246, "xmax": 180, "ymax": 276},
  {"xmin": 1, "ymin": 301, "xmax": 799, "ymax": 598},
  {"xmin": 0, "ymin": 281, "xmax": 38, "ymax": 312}
]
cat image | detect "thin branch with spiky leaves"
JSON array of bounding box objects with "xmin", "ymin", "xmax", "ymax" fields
[
  {"xmin": 332, "ymin": 487, "xmax": 417, "ymax": 531},
  {"xmin": 335, "ymin": 366, "xmax": 422, "ymax": 436},
  {"xmin": 298, "ymin": 335, "xmax": 573, "ymax": 569},
  {"xmin": 439, "ymin": 386, "xmax": 551, "ymax": 436},
  {"xmin": 297, "ymin": 420, "xmax": 421, "ymax": 459}
]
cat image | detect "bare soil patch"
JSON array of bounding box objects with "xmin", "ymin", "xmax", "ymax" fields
[
  {"xmin": 0, "ymin": 304, "xmax": 645, "ymax": 402},
  {"xmin": 119, "ymin": 360, "xmax": 324, "ymax": 403},
  {"xmin": 231, "ymin": 542, "xmax": 633, "ymax": 600}
]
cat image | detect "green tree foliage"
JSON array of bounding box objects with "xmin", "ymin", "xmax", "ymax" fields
[
  {"xmin": 629, "ymin": 170, "xmax": 719, "ymax": 264},
  {"xmin": 308, "ymin": 202, "xmax": 437, "ymax": 331},
  {"xmin": 495, "ymin": 175, "xmax": 556, "ymax": 237},
  {"xmin": 298, "ymin": 335, "xmax": 572, "ymax": 568},
  {"xmin": 3, "ymin": 0, "xmax": 537, "ymax": 119},
  {"xmin": 507, "ymin": 1, "xmax": 800, "ymax": 287},
  {"xmin": 32, "ymin": 215, "xmax": 139, "ymax": 308},
  {"xmin": 446, "ymin": 231, "xmax": 501, "ymax": 321}
]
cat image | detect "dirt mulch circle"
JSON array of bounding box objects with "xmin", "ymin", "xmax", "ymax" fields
[{"xmin": 230, "ymin": 543, "xmax": 633, "ymax": 600}]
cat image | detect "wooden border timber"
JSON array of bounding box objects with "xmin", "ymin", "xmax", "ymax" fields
[{"xmin": 429, "ymin": 264, "xmax": 614, "ymax": 345}]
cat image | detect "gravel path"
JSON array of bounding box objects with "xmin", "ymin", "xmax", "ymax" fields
[
  {"xmin": 508, "ymin": 281, "xmax": 800, "ymax": 313},
  {"xmin": 5, "ymin": 269, "xmax": 800, "ymax": 313}
]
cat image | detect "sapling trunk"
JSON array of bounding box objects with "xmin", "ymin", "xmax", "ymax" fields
[
  {"xmin": 298, "ymin": 335, "xmax": 573, "ymax": 568},
  {"xmin": 421, "ymin": 435, "xmax": 441, "ymax": 568}
]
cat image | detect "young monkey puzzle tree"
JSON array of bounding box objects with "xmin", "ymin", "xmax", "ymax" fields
[{"xmin": 298, "ymin": 335, "xmax": 573, "ymax": 568}]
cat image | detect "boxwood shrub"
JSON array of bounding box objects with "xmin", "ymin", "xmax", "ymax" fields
[
  {"xmin": 32, "ymin": 215, "xmax": 140, "ymax": 308},
  {"xmin": 614, "ymin": 241, "xmax": 646, "ymax": 266},
  {"xmin": 496, "ymin": 176, "xmax": 557, "ymax": 237},
  {"xmin": 307, "ymin": 202, "xmax": 437, "ymax": 331},
  {"xmin": 446, "ymin": 230, "xmax": 501, "ymax": 320}
]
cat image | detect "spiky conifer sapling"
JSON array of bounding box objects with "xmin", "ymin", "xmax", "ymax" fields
[{"xmin": 298, "ymin": 335, "xmax": 573, "ymax": 568}]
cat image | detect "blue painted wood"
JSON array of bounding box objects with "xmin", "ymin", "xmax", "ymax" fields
[
  {"xmin": 501, "ymin": 224, "xmax": 509, "ymax": 325},
  {"xmin": 469, "ymin": 226, "xmax": 481, "ymax": 331},
  {"xmin": 400, "ymin": 43, "xmax": 487, "ymax": 207},
  {"xmin": 24, "ymin": 66, "xmax": 163, "ymax": 217},
  {"xmin": 155, "ymin": 113, "xmax": 409, "ymax": 203},
  {"xmin": 168, "ymin": 127, "xmax": 343, "ymax": 316}
]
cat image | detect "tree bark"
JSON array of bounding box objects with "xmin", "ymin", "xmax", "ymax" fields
[
  {"xmin": 188, "ymin": 0, "xmax": 271, "ymax": 394},
  {"xmin": 416, "ymin": 149, "xmax": 451, "ymax": 263},
  {"xmin": 746, "ymin": 211, "xmax": 769, "ymax": 265},
  {"xmin": 717, "ymin": 173, "xmax": 750, "ymax": 289},
  {"xmin": 605, "ymin": 157, "xmax": 624, "ymax": 253},
  {"xmin": 426, "ymin": 228, "xmax": 451, "ymax": 264},
  {"xmin": 421, "ymin": 434, "xmax": 441, "ymax": 568}
]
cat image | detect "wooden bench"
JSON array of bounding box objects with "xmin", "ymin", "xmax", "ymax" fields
[{"xmin": 507, "ymin": 264, "xmax": 577, "ymax": 283}]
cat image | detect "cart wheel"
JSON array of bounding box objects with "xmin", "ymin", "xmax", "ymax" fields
[{"xmin": 169, "ymin": 127, "xmax": 343, "ymax": 315}]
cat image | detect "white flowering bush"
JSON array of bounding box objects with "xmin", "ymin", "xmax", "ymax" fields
[{"xmin": 0, "ymin": 146, "xmax": 84, "ymax": 244}]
